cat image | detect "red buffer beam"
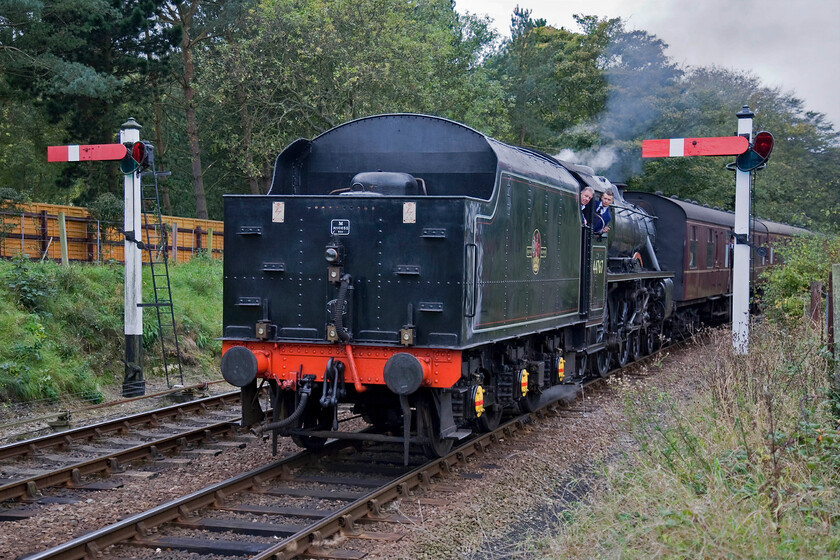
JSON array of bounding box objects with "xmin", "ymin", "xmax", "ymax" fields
[
  {"xmin": 48, "ymin": 143, "xmax": 127, "ymax": 162},
  {"xmin": 642, "ymin": 136, "xmax": 748, "ymax": 158}
]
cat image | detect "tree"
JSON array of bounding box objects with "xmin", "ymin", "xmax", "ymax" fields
[
  {"xmin": 487, "ymin": 10, "xmax": 618, "ymax": 150},
  {"xmin": 193, "ymin": 0, "xmax": 504, "ymax": 197},
  {"xmin": 159, "ymin": 1, "xmax": 216, "ymax": 219},
  {"xmin": 488, "ymin": 8, "xmax": 564, "ymax": 147},
  {"xmin": 0, "ymin": 0, "xmax": 174, "ymax": 203},
  {"xmin": 627, "ymin": 67, "xmax": 840, "ymax": 233}
]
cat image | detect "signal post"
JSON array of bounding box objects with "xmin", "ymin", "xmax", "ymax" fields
[
  {"xmin": 49, "ymin": 118, "xmax": 152, "ymax": 396},
  {"xmin": 731, "ymin": 107, "xmax": 754, "ymax": 353},
  {"xmin": 642, "ymin": 105, "xmax": 773, "ymax": 354},
  {"xmin": 120, "ymin": 118, "xmax": 145, "ymax": 396}
]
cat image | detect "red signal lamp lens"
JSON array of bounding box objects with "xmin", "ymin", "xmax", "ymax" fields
[
  {"xmin": 132, "ymin": 142, "xmax": 146, "ymax": 164},
  {"xmin": 753, "ymin": 131, "xmax": 774, "ymax": 159}
]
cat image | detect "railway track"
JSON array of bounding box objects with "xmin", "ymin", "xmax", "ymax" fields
[
  {"xmin": 0, "ymin": 391, "xmax": 245, "ymax": 507},
  {"xmin": 21, "ymin": 418, "xmax": 528, "ymax": 559},
  {"xmin": 16, "ymin": 386, "xmax": 609, "ymax": 559},
  {"xmin": 15, "ymin": 345, "xmax": 678, "ymax": 560}
]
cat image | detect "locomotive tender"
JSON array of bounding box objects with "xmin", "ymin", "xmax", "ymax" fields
[{"xmin": 219, "ymin": 114, "xmax": 792, "ymax": 459}]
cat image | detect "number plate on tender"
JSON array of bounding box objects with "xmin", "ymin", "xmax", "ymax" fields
[{"xmin": 331, "ymin": 219, "xmax": 350, "ymax": 235}]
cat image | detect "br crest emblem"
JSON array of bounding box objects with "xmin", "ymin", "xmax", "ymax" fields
[{"xmin": 526, "ymin": 229, "xmax": 547, "ymax": 274}]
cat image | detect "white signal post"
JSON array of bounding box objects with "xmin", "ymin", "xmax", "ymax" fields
[
  {"xmin": 642, "ymin": 105, "xmax": 762, "ymax": 355},
  {"xmin": 732, "ymin": 106, "xmax": 754, "ymax": 354},
  {"xmin": 120, "ymin": 118, "xmax": 145, "ymax": 396}
]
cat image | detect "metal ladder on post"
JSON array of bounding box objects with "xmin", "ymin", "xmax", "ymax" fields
[{"xmin": 139, "ymin": 150, "xmax": 183, "ymax": 388}]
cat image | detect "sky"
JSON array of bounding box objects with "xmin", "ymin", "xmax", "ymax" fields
[{"xmin": 454, "ymin": 0, "xmax": 840, "ymax": 130}]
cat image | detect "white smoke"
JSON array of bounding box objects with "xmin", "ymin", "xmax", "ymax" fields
[{"xmin": 555, "ymin": 147, "xmax": 619, "ymax": 172}]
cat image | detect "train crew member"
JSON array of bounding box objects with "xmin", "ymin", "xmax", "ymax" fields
[
  {"xmin": 593, "ymin": 188, "xmax": 614, "ymax": 234},
  {"xmin": 580, "ymin": 186, "xmax": 594, "ymax": 226}
]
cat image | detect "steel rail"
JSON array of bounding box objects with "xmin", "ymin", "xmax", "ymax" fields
[
  {"xmin": 0, "ymin": 417, "xmax": 241, "ymax": 502},
  {"xmin": 252, "ymin": 343, "xmax": 686, "ymax": 559},
  {"xmin": 20, "ymin": 442, "xmax": 351, "ymax": 560},
  {"xmin": 249, "ymin": 417, "xmax": 530, "ymax": 560},
  {"xmin": 22, "ymin": 408, "xmax": 550, "ymax": 560},
  {"xmin": 0, "ymin": 381, "xmax": 229, "ymax": 433},
  {"xmin": 0, "ymin": 391, "xmax": 241, "ymax": 460}
]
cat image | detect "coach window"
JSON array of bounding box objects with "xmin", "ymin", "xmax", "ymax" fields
[
  {"xmin": 706, "ymin": 229, "xmax": 714, "ymax": 268},
  {"xmin": 725, "ymin": 234, "xmax": 731, "ymax": 268},
  {"xmin": 760, "ymin": 236, "xmax": 767, "ymax": 265},
  {"xmin": 689, "ymin": 226, "xmax": 698, "ymax": 269}
]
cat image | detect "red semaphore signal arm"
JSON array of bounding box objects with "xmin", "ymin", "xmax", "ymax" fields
[
  {"xmin": 642, "ymin": 136, "xmax": 749, "ymax": 158},
  {"xmin": 47, "ymin": 143, "xmax": 128, "ymax": 162}
]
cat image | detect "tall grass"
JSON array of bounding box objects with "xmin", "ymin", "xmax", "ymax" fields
[
  {"xmin": 536, "ymin": 324, "xmax": 840, "ymax": 559},
  {"xmin": 141, "ymin": 252, "xmax": 223, "ymax": 368}
]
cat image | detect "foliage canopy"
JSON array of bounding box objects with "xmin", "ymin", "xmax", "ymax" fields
[{"xmin": 0, "ymin": 1, "xmax": 837, "ymax": 231}]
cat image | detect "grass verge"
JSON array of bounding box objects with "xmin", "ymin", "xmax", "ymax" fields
[
  {"xmin": 533, "ymin": 324, "xmax": 840, "ymax": 559},
  {"xmin": 0, "ymin": 255, "xmax": 223, "ymax": 407}
]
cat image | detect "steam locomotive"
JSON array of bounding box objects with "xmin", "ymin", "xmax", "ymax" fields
[{"xmin": 219, "ymin": 114, "xmax": 799, "ymax": 460}]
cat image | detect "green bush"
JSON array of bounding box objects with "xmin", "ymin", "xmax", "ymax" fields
[
  {"xmin": 760, "ymin": 234, "xmax": 840, "ymax": 324},
  {"xmin": 4, "ymin": 255, "xmax": 58, "ymax": 313},
  {"xmin": 544, "ymin": 326, "xmax": 840, "ymax": 559}
]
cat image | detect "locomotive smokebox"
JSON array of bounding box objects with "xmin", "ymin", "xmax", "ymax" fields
[
  {"xmin": 383, "ymin": 352, "xmax": 426, "ymax": 395},
  {"xmin": 221, "ymin": 346, "xmax": 266, "ymax": 387},
  {"xmin": 609, "ymin": 201, "xmax": 656, "ymax": 260}
]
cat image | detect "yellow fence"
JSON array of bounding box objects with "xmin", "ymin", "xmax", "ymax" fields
[{"xmin": 0, "ymin": 202, "xmax": 223, "ymax": 264}]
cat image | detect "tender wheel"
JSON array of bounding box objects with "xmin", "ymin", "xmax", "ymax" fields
[
  {"xmin": 615, "ymin": 303, "xmax": 631, "ymax": 368},
  {"xmin": 594, "ymin": 351, "xmax": 610, "ymax": 378},
  {"xmin": 641, "ymin": 328, "xmax": 659, "ymax": 355},
  {"xmin": 592, "ymin": 309, "xmax": 611, "ymax": 378},
  {"xmin": 474, "ymin": 403, "xmax": 503, "ymax": 432},
  {"xmin": 518, "ymin": 390, "xmax": 542, "ymax": 412},
  {"xmin": 616, "ymin": 335, "xmax": 630, "ymax": 368},
  {"xmin": 417, "ymin": 392, "xmax": 453, "ymax": 457},
  {"xmin": 577, "ymin": 352, "xmax": 588, "ymax": 379}
]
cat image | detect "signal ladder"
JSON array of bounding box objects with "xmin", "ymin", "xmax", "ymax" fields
[{"xmin": 139, "ymin": 157, "xmax": 183, "ymax": 389}]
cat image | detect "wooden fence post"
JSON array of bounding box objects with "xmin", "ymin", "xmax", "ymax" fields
[
  {"xmin": 85, "ymin": 215, "xmax": 93, "ymax": 262},
  {"xmin": 207, "ymin": 227, "xmax": 213, "ymax": 254},
  {"xmin": 831, "ymin": 264, "xmax": 839, "ymax": 392},
  {"xmin": 40, "ymin": 210, "xmax": 48, "ymax": 260},
  {"xmin": 171, "ymin": 222, "xmax": 178, "ymax": 263},
  {"xmin": 58, "ymin": 211, "xmax": 69, "ymax": 266}
]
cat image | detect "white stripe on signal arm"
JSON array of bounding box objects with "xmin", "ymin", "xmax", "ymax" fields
[
  {"xmin": 68, "ymin": 145, "xmax": 80, "ymax": 162},
  {"xmin": 669, "ymin": 138, "xmax": 684, "ymax": 157}
]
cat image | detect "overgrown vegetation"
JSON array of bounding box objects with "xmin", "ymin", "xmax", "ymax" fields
[
  {"xmin": 526, "ymin": 244, "xmax": 840, "ymax": 558},
  {"xmin": 0, "ymin": 257, "xmax": 223, "ymax": 405},
  {"xmin": 760, "ymin": 234, "xmax": 840, "ymax": 325}
]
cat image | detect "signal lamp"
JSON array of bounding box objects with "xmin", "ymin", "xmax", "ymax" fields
[
  {"xmin": 120, "ymin": 141, "xmax": 154, "ymax": 174},
  {"xmin": 735, "ymin": 131, "xmax": 774, "ymax": 172},
  {"xmin": 753, "ymin": 131, "xmax": 774, "ymax": 159}
]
